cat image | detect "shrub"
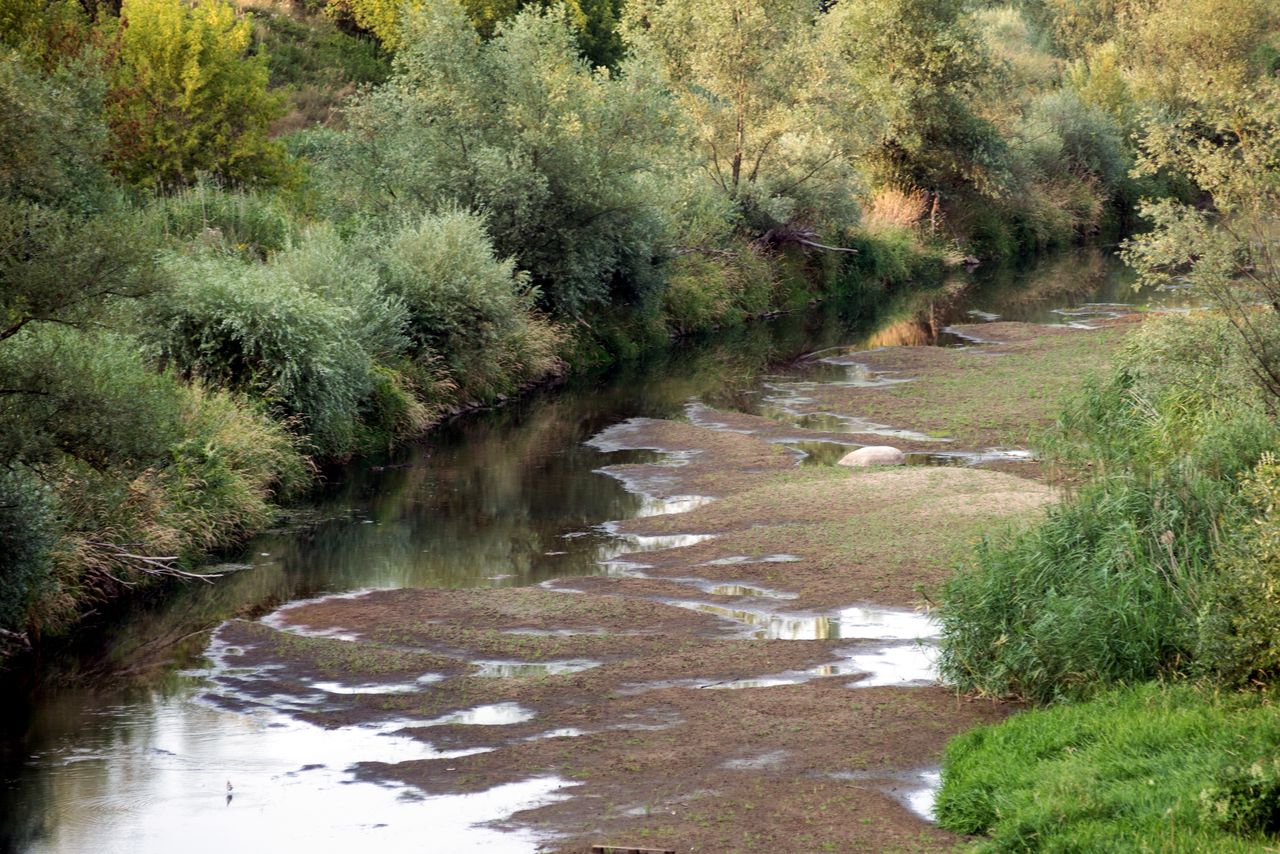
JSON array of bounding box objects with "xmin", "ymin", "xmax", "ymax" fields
[
  {"xmin": 0, "ymin": 326, "xmax": 187, "ymax": 471},
  {"xmin": 661, "ymin": 244, "xmax": 775, "ymax": 336},
  {"xmin": 275, "ymin": 224, "xmax": 409, "ymax": 361},
  {"xmin": 373, "ymin": 209, "xmax": 562, "ymax": 397},
  {"xmin": 1197, "ymin": 454, "xmax": 1280, "ymax": 686},
  {"xmin": 151, "ymin": 252, "xmax": 376, "ymax": 456},
  {"xmin": 938, "ymin": 313, "xmax": 1280, "ymax": 702},
  {"xmin": 0, "ymin": 468, "xmax": 55, "ymax": 636},
  {"xmin": 862, "ymin": 186, "xmax": 930, "ymax": 234}
]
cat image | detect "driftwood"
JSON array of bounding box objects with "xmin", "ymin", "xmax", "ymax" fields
[
  {"xmin": 756, "ymin": 226, "xmax": 859, "ymax": 255},
  {"xmin": 82, "ymin": 541, "xmax": 228, "ymax": 583}
]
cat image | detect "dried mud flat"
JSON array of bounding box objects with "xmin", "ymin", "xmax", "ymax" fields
[{"xmin": 209, "ymin": 320, "xmax": 1132, "ymax": 853}]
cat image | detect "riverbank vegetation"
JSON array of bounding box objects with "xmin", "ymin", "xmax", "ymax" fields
[
  {"xmin": 0, "ymin": 0, "xmax": 1271, "ymax": 684},
  {"xmin": 0, "ymin": 0, "xmax": 1174, "ymax": 654},
  {"xmin": 933, "ymin": 1, "xmax": 1280, "ymax": 845}
]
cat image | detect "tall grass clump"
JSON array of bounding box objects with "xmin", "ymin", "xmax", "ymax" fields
[
  {"xmin": 150, "ymin": 182, "xmax": 295, "ymax": 258},
  {"xmin": 938, "ymin": 313, "xmax": 1280, "ymax": 702}
]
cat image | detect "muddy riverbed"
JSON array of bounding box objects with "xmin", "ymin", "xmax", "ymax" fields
[{"xmin": 0, "ymin": 251, "xmax": 1194, "ymax": 853}]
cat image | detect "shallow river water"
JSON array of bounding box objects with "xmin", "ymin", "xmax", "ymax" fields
[{"xmin": 0, "ymin": 251, "xmax": 1194, "ymax": 853}]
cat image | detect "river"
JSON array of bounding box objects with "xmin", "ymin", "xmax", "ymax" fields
[{"xmin": 0, "ymin": 250, "xmax": 1194, "ymax": 853}]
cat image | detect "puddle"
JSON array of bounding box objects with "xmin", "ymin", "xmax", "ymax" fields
[
  {"xmin": 667, "ymin": 601, "xmax": 938, "ymax": 641},
  {"xmin": 421, "ymin": 703, "xmax": 537, "ymax": 727},
  {"xmin": 262, "ymin": 589, "xmax": 377, "ymax": 642},
  {"xmin": 701, "ymin": 582, "xmax": 796, "ymax": 599},
  {"xmin": 598, "ymin": 522, "xmax": 716, "ymax": 554},
  {"xmin": 766, "ymin": 409, "xmax": 939, "ymax": 443},
  {"xmin": 524, "ymin": 728, "xmax": 587, "ymax": 741},
  {"xmin": 472, "ymin": 660, "xmax": 600, "ymax": 678},
  {"xmin": 830, "ymin": 768, "xmax": 942, "ymax": 823},
  {"xmin": 723, "ymin": 750, "xmax": 789, "ymax": 770},
  {"xmin": 790, "ymin": 442, "xmax": 1035, "ymax": 468},
  {"xmin": 699, "ymin": 554, "xmax": 801, "ymax": 566},
  {"xmin": 785, "ymin": 440, "xmax": 861, "ymax": 466},
  {"xmin": 901, "ymin": 770, "xmax": 943, "ymax": 821},
  {"xmin": 842, "ymin": 643, "xmax": 938, "ymax": 688},
  {"xmin": 309, "ymin": 674, "xmax": 443, "ymax": 695}
]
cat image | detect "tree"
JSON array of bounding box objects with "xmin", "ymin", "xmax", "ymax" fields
[
  {"xmin": 0, "ymin": 201, "xmax": 159, "ymax": 346},
  {"xmin": 0, "ymin": 51, "xmax": 112, "ymax": 212},
  {"xmin": 1122, "ymin": 84, "xmax": 1280, "ymax": 399},
  {"xmin": 331, "ymin": 0, "xmax": 625, "ymax": 67},
  {"xmin": 827, "ymin": 0, "xmax": 1008, "ymax": 197},
  {"xmin": 624, "ymin": 0, "xmax": 859, "ymax": 231},
  {"xmin": 314, "ymin": 1, "xmax": 675, "ymax": 313},
  {"xmin": 102, "ymin": 0, "xmax": 288, "ymax": 189}
]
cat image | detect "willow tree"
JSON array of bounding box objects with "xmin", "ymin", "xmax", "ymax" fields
[
  {"xmin": 623, "ymin": 0, "xmax": 861, "ymax": 233},
  {"xmin": 330, "ymin": 0, "xmax": 625, "ymax": 67},
  {"xmin": 314, "ymin": 0, "xmax": 676, "ymax": 313},
  {"xmin": 1123, "ymin": 84, "xmax": 1280, "ymax": 399},
  {"xmin": 827, "ymin": 0, "xmax": 1007, "ymax": 197}
]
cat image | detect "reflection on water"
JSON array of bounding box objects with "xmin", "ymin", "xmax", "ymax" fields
[
  {"xmin": 667, "ymin": 601, "xmax": 938, "ymax": 642},
  {"xmin": 1, "ymin": 249, "xmax": 1197, "ymax": 852}
]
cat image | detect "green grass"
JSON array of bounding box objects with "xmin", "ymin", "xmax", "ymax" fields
[{"xmin": 937, "ymin": 682, "xmax": 1280, "ymax": 852}]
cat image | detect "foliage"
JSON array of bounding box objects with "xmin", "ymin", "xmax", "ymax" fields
[
  {"xmin": 937, "ymin": 682, "xmax": 1280, "ymax": 852},
  {"xmin": 0, "ymin": 52, "xmax": 112, "ymax": 212},
  {"xmin": 371, "ymin": 209, "xmax": 562, "ymax": 396},
  {"xmin": 0, "ymin": 0, "xmax": 89, "ymax": 68},
  {"xmin": 149, "ymin": 251, "xmax": 376, "ymax": 457},
  {"xmin": 0, "ymin": 200, "xmax": 160, "ymax": 350},
  {"xmin": 625, "ymin": 0, "xmax": 860, "ymax": 233},
  {"xmin": 0, "ymin": 468, "xmax": 56, "ymax": 635},
  {"xmin": 828, "ymin": 0, "xmax": 1008, "ymax": 197},
  {"xmin": 661, "ymin": 245, "xmax": 775, "ymax": 336},
  {"xmin": 313, "ymin": 0, "xmax": 674, "ymax": 313},
  {"xmin": 328, "ymin": 0, "xmax": 625, "ymax": 67},
  {"xmin": 0, "ymin": 327, "xmax": 187, "ymax": 471},
  {"xmin": 938, "ymin": 313, "xmax": 1280, "ymax": 702},
  {"xmin": 102, "ymin": 0, "xmax": 289, "ymax": 189},
  {"xmin": 149, "ymin": 182, "xmax": 294, "ymax": 257},
  {"xmin": 1124, "ymin": 83, "xmax": 1280, "ymax": 399},
  {"xmin": 1197, "ymin": 454, "xmax": 1280, "ymax": 687}
]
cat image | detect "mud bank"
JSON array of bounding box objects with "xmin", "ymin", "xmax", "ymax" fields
[{"xmin": 204, "ymin": 319, "xmax": 1129, "ymax": 852}]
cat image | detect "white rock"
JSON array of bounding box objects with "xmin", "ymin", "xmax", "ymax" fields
[{"xmin": 837, "ymin": 446, "xmax": 906, "ymax": 467}]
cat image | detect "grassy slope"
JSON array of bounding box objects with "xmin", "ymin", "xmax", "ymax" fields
[{"xmin": 938, "ymin": 682, "xmax": 1280, "ymax": 853}]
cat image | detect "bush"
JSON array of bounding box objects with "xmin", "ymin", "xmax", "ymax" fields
[
  {"xmin": 0, "ymin": 468, "xmax": 55, "ymax": 635},
  {"xmin": 1197, "ymin": 454, "xmax": 1280, "ymax": 686},
  {"xmin": 938, "ymin": 313, "xmax": 1280, "ymax": 702},
  {"xmin": 150, "ymin": 183, "xmax": 295, "ymax": 258},
  {"xmin": 151, "ymin": 252, "xmax": 376, "ymax": 457},
  {"xmin": 373, "ymin": 209, "xmax": 562, "ymax": 398},
  {"xmin": 661, "ymin": 244, "xmax": 775, "ymax": 336},
  {"xmin": 937, "ymin": 682, "xmax": 1280, "ymax": 851},
  {"xmin": 0, "ymin": 326, "xmax": 187, "ymax": 471},
  {"xmin": 275, "ymin": 224, "xmax": 409, "ymax": 361}
]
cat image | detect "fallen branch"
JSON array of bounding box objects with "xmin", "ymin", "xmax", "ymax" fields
[
  {"xmin": 82, "ymin": 541, "xmax": 227, "ymax": 583},
  {"xmin": 757, "ymin": 226, "xmax": 859, "ymax": 255}
]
